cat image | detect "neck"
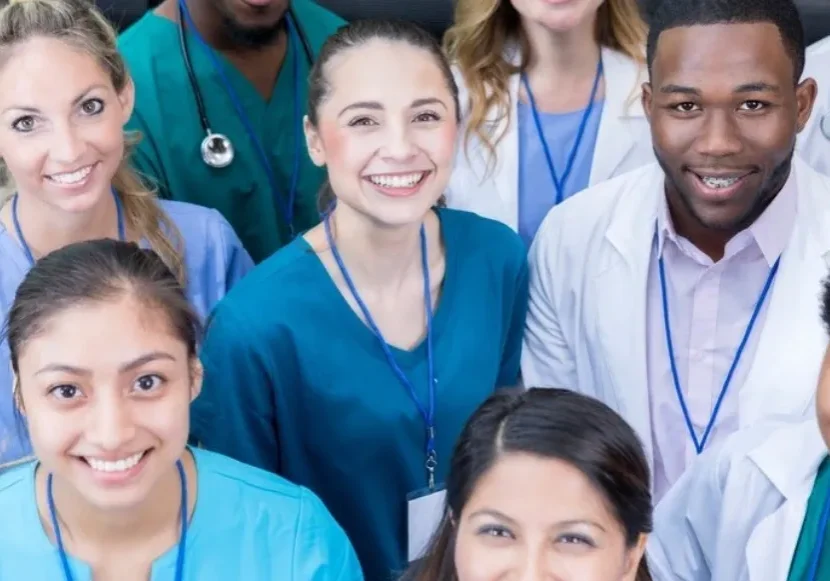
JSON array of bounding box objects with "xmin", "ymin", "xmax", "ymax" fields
[
  {"xmin": 666, "ymin": 199, "xmax": 732, "ymax": 262},
  {"xmin": 522, "ymin": 16, "xmax": 601, "ymax": 86},
  {"xmin": 329, "ymin": 205, "xmax": 430, "ymax": 291},
  {"xmin": 10, "ymin": 189, "xmax": 120, "ymax": 260},
  {"xmin": 172, "ymin": 0, "xmax": 284, "ymax": 56},
  {"xmin": 42, "ymin": 454, "xmax": 191, "ymax": 551}
]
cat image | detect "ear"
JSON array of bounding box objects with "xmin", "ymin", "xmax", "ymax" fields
[
  {"xmin": 118, "ymin": 75, "xmax": 136, "ymax": 126},
  {"xmin": 641, "ymin": 82, "xmax": 654, "ymax": 124},
  {"xmin": 622, "ymin": 533, "xmax": 649, "ymax": 581},
  {"xmin": 304, "ymin": 115, "xmax": 326, "ymax": 167},
  {"xmin": 189, "ymin": 358, "xmax": 204, "ymax": 402},
  {"xmin": 794, "ymin": 76, "xmax": 818, "ymax": 134}
]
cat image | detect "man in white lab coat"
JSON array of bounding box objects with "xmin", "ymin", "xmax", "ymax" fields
[
  {"xmin": 798, "ymin": 35, "xmax": 830, "ymax": 176},
  {"xmin": 522, "ymin": 0, "xmax": 826, "ymax": 502},
  {"xmin": 647, "ymin": 274, "xmax": 830, "ymax": 580}
]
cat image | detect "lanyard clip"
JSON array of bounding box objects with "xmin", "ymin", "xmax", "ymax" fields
[{"xmin": 426, "ymin": 449, "xmax": 438, "ymax": 491}]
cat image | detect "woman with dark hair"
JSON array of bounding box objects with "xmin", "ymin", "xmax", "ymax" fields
[
  {"xmin": 190, "ymin": 18, "xmax": 529, "ymax": 581},
  {"xmin": 405, "ymin": 388, "xmax": 652, "ymax": 581}
]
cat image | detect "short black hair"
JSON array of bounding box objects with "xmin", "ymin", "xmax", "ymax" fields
[
  {"xmin": 822, "ymin": 275, "xmax": 830, "ymax": 336},
  {"xmin": 646, "ymin": 0, "xmax": 806, "ymax": 83}
]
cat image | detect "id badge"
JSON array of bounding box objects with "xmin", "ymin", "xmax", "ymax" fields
[{"xmin": 406, "ymin": 486, "xmax": 447, "ymax": 562}]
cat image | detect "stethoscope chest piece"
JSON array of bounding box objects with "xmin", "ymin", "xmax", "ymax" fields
[{"xmin": 201, "ymin": 132, "xmax": 234, "ymax": 168}]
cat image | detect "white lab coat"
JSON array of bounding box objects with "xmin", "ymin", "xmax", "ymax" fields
[
  {"xmin": 446, "ymin": 45, "xmax": 655, "ymax": 230},
  {"xmin": 522, "ymin": 158, "xmax": 830, "ymax": 477},
  {"xmin": 647, "ymin": 417, "xmax": 827, "ymax": 581},
  {"xmin": 797, "ymin": 35, "xmax": 830, "ymax": 176}
]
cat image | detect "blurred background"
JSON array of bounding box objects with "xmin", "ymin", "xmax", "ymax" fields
[{"xmin": 99, "ymin": 0, "xmax": 830, "ymax": 47}]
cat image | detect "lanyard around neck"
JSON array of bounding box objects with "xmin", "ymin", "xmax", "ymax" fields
[
  {"xmin": 521, "ymin": 58, "xmax": 603, "ymax": 206},
  {"xmin": 47, "ymin": 459, "xmax": 188, "ymax": 581},
  {"xmin": 323, "ymin": 210, "xmax": 438, "ymax": 489},
  {"xmin": 11, "ymin": 188, "xmax": 126, "ymax": 266},
  {"xmin": 659, "ymin": 251, "xmax": 780, "ymax": 454}
]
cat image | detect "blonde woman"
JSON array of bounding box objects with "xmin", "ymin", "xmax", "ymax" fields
[
  {"xmin": 445, "ymin": 0, "xmax": 653, "ymax": 246},
  {"xmin": 0, "ymin": 0, "xmax": 253, "ymax": 466}
]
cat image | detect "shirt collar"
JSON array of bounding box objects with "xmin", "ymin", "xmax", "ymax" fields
[{"xmin": 656, "ymin": 168, "xmax": 798, "ymax": 266}]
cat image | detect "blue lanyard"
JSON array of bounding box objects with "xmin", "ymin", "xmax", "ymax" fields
[
  {"xmin": 808, "ymin": 474, "xmax": 830, "ymax": 580},
  {"xmin": 179, "ymin": 0, "xmax": 302, "ymax": 238},
  {"xmin": 323, "ymin": 212, "xmax": 438, "ymax": 489},
  {"xmin": 658, "ymin": 253, "xmax": 781, "ymax": 454},
  {"xmin": 12, "ymin": 189, "xmax": 125, "ymax": 266},
  {"xmin": 521, "ymin": 59, "xmax": 603, "ymax": 206},
  {"xmin": 48, "ymin": 459, "xmax": 188, "ymax": 581}
]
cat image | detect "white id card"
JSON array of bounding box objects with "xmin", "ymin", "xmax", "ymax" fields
[{"xmin": 406, "ymin": 487, "xmax": 447, "ymax": 562}]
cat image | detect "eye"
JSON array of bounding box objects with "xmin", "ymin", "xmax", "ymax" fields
[
  {"xmin": 477, "ymin": 524, "xmax": 515, "ymax": 539},
  {"xmin": 556, "ymin": 533, "xmax": 596, "ymax": 547},
  {"xmin": 11, "ymin": 115, "xmax": 36, "ymax": 132},
  {"xmin": 133, "ymin": 374, "xmax": 164, "ymax": 393},
  {"xmin": 414, "ymin": 111, "xmax": 440, "ymax": 123},
  {"xmin": 348, "ymin": 116, "xmax": 377, "ymax": 127},
  {"xmin": 739, "ymin": 100, "xmax": 767, "ymax": 111},
  {"xmin": 672, "ymin": 102, "xmax": 699, "ymax": 113},
  {"xmin": 49, "ymin": 384, "xmax": 82, "ymax": 400},
  {"xmin": 80, "ymin": 98, "xmax": 104, "ymax": 116}
]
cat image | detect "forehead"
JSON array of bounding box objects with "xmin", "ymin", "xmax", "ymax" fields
[
  {"xmin": 466, "ymin": 453, "xmax": 618, "ymax": 525},
  {"xmin": 652, "ymin": 22, "xmax": 794, "ymax": 87},
  {"xmin": 321, "ymin": 39, "xmax": 449, "ymax": 107},
  {"xmin": 0, "ymin": 36, "xmax": 110, "ymax": 108},
  {"xmin": 17, "ymin": 295, "xmax": 184, "ymax": 371}
]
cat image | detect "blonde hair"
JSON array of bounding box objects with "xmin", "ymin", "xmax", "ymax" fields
[
  {"xmin": 444, "ymin": 0, "xmax": 648, "ymax": 175},
  {"xmin": 0, "ymin": 0, "xmax": 186, "ymax": 283}
]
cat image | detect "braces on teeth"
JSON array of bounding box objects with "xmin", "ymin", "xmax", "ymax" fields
[{"xmin": 701, "ymin": 176, "xmax": 740, "ymax": 189}]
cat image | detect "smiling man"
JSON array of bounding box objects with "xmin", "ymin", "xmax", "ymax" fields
[
  {"xmin": 119, "ymin": 0, "xmax": 345, "ymax": 263},
  {"xmin": 522, "ymin": 0, "xmax": 829, "ymax": 501}
]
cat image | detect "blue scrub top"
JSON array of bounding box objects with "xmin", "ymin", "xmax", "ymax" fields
[
  {"xmin": 0, "ymin": 448, "xmax": 363, "ymax": 580},
  {"xmin": 191, "ymin": 208, "xmax": 529, "ymax": 581},
  {"xmin": 517, "ymin": 100, "xmax": 603, "ymax": 247},
  {"xmin": 0, "ymin": 200, "xmax": 253, "ymax": 465}
]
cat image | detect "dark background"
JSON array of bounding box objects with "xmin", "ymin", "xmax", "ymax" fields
[{"xmin": 103, "ymin": 0, "xmax": 830, "ymax": 55}]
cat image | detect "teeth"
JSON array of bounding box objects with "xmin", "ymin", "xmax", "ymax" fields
[
  {"xmin": 86, "ymin": 451, "xmax": 144, "ymax": 473},
  {"xmin": 701, "ymin": 175, "xmax": 740, "ymax": 189},
  {"xmin": 48, "ymin": 165, "xmax": 93, "ymax": 185},
  {"xmin": 368, "ymin": 172, "xmax": 425, "ymax": 188}
]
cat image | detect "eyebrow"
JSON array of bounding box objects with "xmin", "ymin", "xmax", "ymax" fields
[
  {"xmin": 34, "ymin": 351, "xmax": 177, "ymax": 376},
  {"xmin": 469, "ymin": 510, "xmax": 607, "ymax": 532},
  {"xmin": 2, "ymin": 83, "xmax": 108, "ymax": 115},
  {"xmin": 337, "ymin": 97, "xmax": 448, "ymax": 118},
  {"xmin": 659, "ymin": 82, "xmax": 780, "ymax": 96}
]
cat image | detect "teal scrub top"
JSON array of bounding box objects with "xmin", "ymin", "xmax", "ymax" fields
[
  {"xmin": 118, "ymin": 0, "xmax": 346, "ymax": 263},
  {"xmin": 0, "ymin": 448, "xmax": 363, "ymax": 580},
  {"xmin": 191, "ymin": 209, "xmax": 530, "ymax": 581},
  {"xmin": 788, "ymin": 457, "xmax": 830, "ymax": 580}
]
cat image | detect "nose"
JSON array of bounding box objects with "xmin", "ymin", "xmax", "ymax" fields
[
  {"xmin": 49, "ymin": 120, "xmax": 85, "ymax": 166},
  {"xmin": 85, "ymin": 392, "xmax": 136, "ymax": 451},
  {"xmin": 694, "ymin": 109, "xmax": 743, "ymax": 158},
  {"xmin": 381, "ymin": 121, "xmax": 418, "ymax": 162},
  {"xmin": 517, "ymin": 544, "xmax": 550, "ymax": 581}
]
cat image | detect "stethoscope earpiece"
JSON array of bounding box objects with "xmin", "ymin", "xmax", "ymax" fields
[{"xmin": 201, "ymin": 132, "xmax": 234, "ymax": 168}]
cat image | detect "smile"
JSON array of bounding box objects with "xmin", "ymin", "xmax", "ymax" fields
[
  {"xmin": 366, "ymin": 171, "xmax": 428, "ymax": 189},
  {"xmin": 46, "ymin": 164, "xmax": 95, "ymax": 186},
  {"xmin": 84, "ymin": 451, "xmax": 146, "ymax": 473}
]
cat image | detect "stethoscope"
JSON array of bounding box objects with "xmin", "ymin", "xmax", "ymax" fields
[{"xmin": 177, "ymin": 0, "xmax": 313, "ymax": 234}]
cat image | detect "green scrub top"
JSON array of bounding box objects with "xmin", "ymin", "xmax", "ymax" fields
[
  {"xmin": 788, "ymin": 457, "xmax": 830, "ymax": 580},
  {"xmin": 118, "ymin": 0, "xmax": 345, "ymax": 263}
]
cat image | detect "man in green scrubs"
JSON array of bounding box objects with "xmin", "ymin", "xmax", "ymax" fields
[{"xmin": 119, "ymin": 0, "xmax": 345, "ymax": 262}]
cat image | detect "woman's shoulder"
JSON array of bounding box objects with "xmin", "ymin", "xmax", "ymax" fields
[
  {"xmin": 440, "ymin": 208, "xmax": 525, "ymax": 264},
  {"xmin": 0, "ymin": 460, "xmax": 40, "ymax": 541}
]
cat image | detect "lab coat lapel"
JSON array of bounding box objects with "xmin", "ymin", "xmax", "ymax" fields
[
  {"xmin": 746, "ymin": 421, "xmax": 826, "ymax": 581},
  {"xmin": 594, "ymin": 166, "xmax": 663, "ymax": 469},
  {"xmin": 739, "ymin": 160, "xmax": 830, "ymax": 424},
  {"xmin": 492, "ymin": 69, "xmax": 521, "ymax": 230},
  {"xmin": 589, "ymin": 48, "xmax": 648, "ymax": 184}
]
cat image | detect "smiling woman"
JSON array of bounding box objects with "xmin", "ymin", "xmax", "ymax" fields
[
  {"xmin": 0, "ymin": 239, "xmax": 361, "ymax": 580},
  {"xmin": 190, "ymin": 19, "xmax": 529, "ymax": 581},
  {"xmin": 0, "ymin": 0, "xmax": 254, "ymax": 466}
]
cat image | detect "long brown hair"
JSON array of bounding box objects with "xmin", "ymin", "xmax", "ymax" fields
[
  {"xmin": 444, "ymin": 0, "xmax": 647, "ymax": 175},
  {"xmin": 0, "ymin": 0, "xmax": 186, "ymax": 283}
]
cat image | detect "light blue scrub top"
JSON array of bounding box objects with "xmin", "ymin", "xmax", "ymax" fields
[
  {"xmin": 517, "ymin": 100, "xmax": 604, "ymax": 246},
  {"xmin": 0, "ymin": 448, "xmax": 363, "ymax": 580},
  {"xmin": 0, "ymin": 200, "xmax": 253, "ymax": 465}
]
